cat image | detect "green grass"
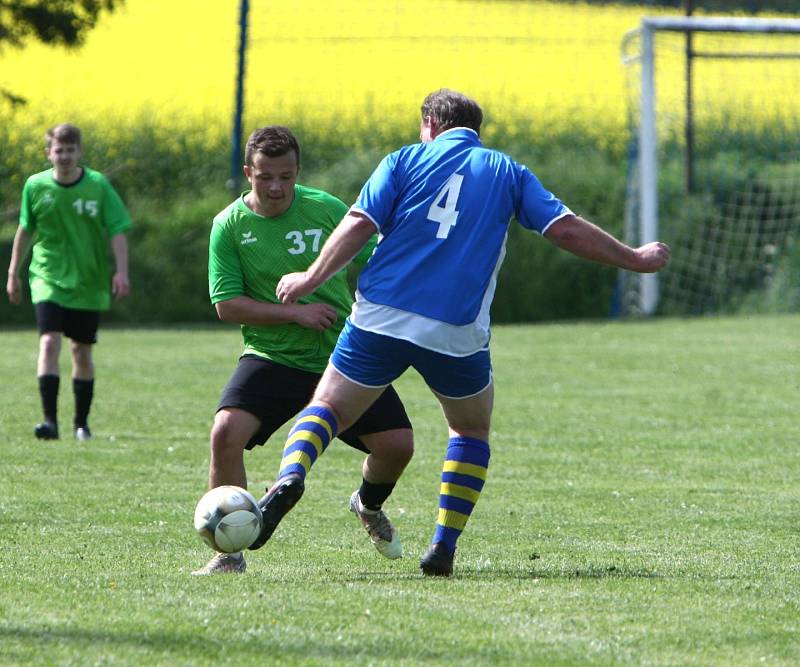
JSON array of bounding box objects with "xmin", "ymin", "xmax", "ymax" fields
[{"xmin": 1, "ymin": 315, "xmax": 798, "ymax": 666}]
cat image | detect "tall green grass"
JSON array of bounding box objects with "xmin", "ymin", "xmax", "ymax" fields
[
  {"xmin": 1, "ymin": 315, "xmax": 798, "ymax": 665},
  {"xmin": 3, "ymin": 124, "xmax": 797, "ymax": 324},
  {"xmin": 0, "ymin": 147, "xmax": 629, "ymax": 326}
]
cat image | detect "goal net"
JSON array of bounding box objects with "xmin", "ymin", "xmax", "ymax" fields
[{"xmin": 621, "ymin": 17, "xmax": 800, "ymax": 316}]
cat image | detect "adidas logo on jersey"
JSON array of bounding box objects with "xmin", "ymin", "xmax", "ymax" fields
[{"xmin": 241, "ymin": 231, "xmax": 258, "ymax": 245}]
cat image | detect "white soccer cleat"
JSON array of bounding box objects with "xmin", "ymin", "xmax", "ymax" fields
[
  {"xmin": 349, "ymin": 491, "xmax": 402, "ymax": 559},
  {"xmin": 191, "ymin": 551, "xmax": 246, "ymax": 575},
  {"xmin": 74, "ymin": 426, "xmax": 92, "ymax": 441}
]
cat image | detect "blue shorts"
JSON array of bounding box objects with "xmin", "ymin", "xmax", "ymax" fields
[{"xmin": 331, "ymin": 319, "xmax": 492, "ymax": 399}]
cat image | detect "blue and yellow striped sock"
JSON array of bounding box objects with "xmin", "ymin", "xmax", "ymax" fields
[
  {"xmin": 432, "ymin": 436, "xmax": 491, "ymax": 555},
  {"xmin": 278, "ymin": 405, "xmax": 338, "ymax": 481}
]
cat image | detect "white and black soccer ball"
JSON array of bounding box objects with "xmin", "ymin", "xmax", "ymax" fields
[{"xmin": 193, "ymin": 485, "xmax": 263, "ymax": 553}]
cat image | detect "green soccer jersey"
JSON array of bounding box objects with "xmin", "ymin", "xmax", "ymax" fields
[
  {"xmin": 19, "ymin": 167, "xmax": 132, "ymax": 310},
  {"xmin": 209, "ymin": 184, "xmax": 375, "ymax": 373}
]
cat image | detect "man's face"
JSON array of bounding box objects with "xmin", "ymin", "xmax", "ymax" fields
[
  {"xmin": 47, "ymin": 140, "xmax": 81, "ymax": 172},
  {"xmin": 244, "ymin": 150, "xmax": 299, "ymax": 217}
]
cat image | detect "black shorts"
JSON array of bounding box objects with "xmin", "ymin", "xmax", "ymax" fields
[
  {"xmin": 34, "ymin": 301, "xmax": 100, "ymax": 344},
  {"xmin": 217, "ymin": 355, "xmax": 412, "ymax": 453}
]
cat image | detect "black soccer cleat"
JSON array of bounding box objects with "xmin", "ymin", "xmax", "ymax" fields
[
  {"xmin": 420, "ymin": 543, "xmax": 455, "ymax": 577},
  {"xmin": 248, "ymin": 474, "xmax": 305, "ymax": 551},
  {"xmin": 34, "ymin": 421, "xmax": 59, "ymax": 440}
]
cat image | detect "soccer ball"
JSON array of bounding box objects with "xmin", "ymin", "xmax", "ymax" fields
[{"xmin": 193, "ymin": 485, "xmax": 263, "ymax": 553}]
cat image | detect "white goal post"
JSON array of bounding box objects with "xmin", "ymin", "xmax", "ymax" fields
[{"xmin": 623, "ymin": 16, "xmax": 800, "ymax": 316}]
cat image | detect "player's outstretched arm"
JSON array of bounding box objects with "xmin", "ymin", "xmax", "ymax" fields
[
  {"xmin": 6, "ymin": 226, "xmax": 33, "ymax": 305},
  {"xmin": 216, "ymin": 296, "xmax": 337, "ymax": 331},
  {"xmin": 277, "ymin": 211, "xmax": 376, "ymax": 303},
  {"xmin": 544, "ymin": 214, "xmax": 670, "ymax": 273}
]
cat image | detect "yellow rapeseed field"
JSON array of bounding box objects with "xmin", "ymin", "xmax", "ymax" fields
[
  {"xmin": 0, "ymin": 0, "xmax": 796, "ymax": 174},
  {"xmin": 0, "ymin": 1, "xmax": 673, "ymax": 149}
]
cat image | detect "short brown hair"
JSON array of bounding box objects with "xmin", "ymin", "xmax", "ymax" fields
[
  {"xmin": 244, "ymin": 125, "xmax": 300, "ymax": 167},
  {"xmin": 421, "ymin": 89, "xmax": 483, "ymax": 135},
  {"xmin": 46, "ymin": 123, "xmax": 81, "ymax": 148}
]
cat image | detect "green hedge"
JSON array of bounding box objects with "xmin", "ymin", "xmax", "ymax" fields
[
  {"xmin": 0, "ymin": 192, "xmax": 226, "ymax": 326},
  {"xmin": 654, "ymin": 152, "xmax": 800, "ymax": 315},
  {"xmin": 3, "ymin": 129, "xmax": 797, "ymax": 326},
  {"xmin": 0, "ymin": 146, "xmax": 627, "ymax": 326}
]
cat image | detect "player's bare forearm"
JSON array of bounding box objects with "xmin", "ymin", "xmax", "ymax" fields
[
  {"xmin": 8, "ymin": 226, "xmax": 33, "ymax": 277},
  {"xmin": 276, "ymin": 212, "xmax": 376, "ymax": 303},
  {"xmin": 215, "ymin": 296, "xmax": 337, "ymax": 331},
  {"xmin": 110, "ymin": 233, "xmax": 130, "ymax": 300},
  {"xmin": 6, "ymin": 226, "xmax": 33, "ymax": 304},
  {"xmin": 545, "ymin": 215, "xmax": 670, "ymax": 273},
  {"xmin": 6, "ymin": 274, "xmax": 22, "ymax": 305}
]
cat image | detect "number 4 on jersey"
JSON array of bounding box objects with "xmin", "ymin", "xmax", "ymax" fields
[{"xmin": 426, "ymin": 173, "xmax": 464, "ymax": 239}]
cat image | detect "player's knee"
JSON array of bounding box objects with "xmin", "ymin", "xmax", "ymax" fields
[
  {"xmin": 70, "ymin": 342, "xmax": 93, "ymax": 369},
  {"xmin": 370, "ymin": 428, "xmax": 414, "ymax": 465},
  {"xmin": 395, "ymin": 430, "xmax": 414, "ymax": 464},
  {"xmin": 446, "ymin": 410, "xmax": 492, "ymax": 441},
  {"xmin": 70, "ymin": 340, "xmax": 91, "ymax": 357},
  {"xmin": 451, "ymin": 427, "xmax": 491, "ymax": 443},
  {"xmin": 210, "ymin": 416, "xmax": 248, "ymax": 456},
  {"xmin": 39, "ymin": 333, "xmax": 61, "ymax": 358}
]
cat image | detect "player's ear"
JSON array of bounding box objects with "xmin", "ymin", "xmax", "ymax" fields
[{"xmin": 420, "ymin": 116, "xmax": 438, "ymax": 142}]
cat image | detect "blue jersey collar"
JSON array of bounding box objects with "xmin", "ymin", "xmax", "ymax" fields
[{"xmin": 433, "ymin": 127, "xmax": 481, "ymax": 143}]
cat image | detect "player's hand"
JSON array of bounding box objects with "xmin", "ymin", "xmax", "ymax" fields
[
  {"xmin": 292, "ymin": 303, "xmax": 338, "ymax": 331},
  {"xmin": 112, "ymin": 273, "xmax": 130, "ymax": 301},
  {"xmin": 634, "ymin": 242, "xmax": 670, "ymax": 273},
  {"xmin": 277, "ymin": 272, "xmax": 316, "ymax": 304},
  {"xmin": 6, "ymin": 274, "xmax": 22, "ymax": 305}
]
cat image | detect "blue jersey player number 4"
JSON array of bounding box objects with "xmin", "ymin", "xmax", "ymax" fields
[{"xmin": 271, "ymin": 89, "xmax": 670, "ymax": 577}]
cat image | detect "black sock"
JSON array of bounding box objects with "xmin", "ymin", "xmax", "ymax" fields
[
  {"xmin": 73, "ymin": 378, "xmax": 94, "ymax": 428},
  {"xmin": 358, "ymin": 478, "xmax": 396, "ymax": 511},
  {"xmin": 38, "ymin": 374, "xmax": 59, "ymax": 424}
]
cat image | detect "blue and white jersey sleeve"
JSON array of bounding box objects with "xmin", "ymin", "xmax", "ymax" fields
[
  {"xmin": 515, "ymin": 165, "xmax": 572, "ymax": 234},
  {"xmin": 351, "ymin": 152, "xmax": 401, "ymax": 233}
]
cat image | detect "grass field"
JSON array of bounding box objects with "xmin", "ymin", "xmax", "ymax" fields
[{"xmin": 1, "ymin": 315, "xmax": 799, "ymax": 665}]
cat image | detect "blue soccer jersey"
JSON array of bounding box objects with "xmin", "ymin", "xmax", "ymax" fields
[{"xmin": 350, "ymin": 128, "xmax": 571, "ymax": 356}]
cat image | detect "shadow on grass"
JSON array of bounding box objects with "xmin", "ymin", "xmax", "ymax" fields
[
  {"xmin": 336, "ymin": 563, "xmax": 663, "ymax": 582},
  {"xmin": 528, "ymin": 564, "xmax": 663, "ymax": 580},
  {"xmin": 0, "ymin": 622, "xmax": 453, "ymax": 663},
  {"xmin": 0, "ymin": 624, "xmax": 200, "ymax": 653}
]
